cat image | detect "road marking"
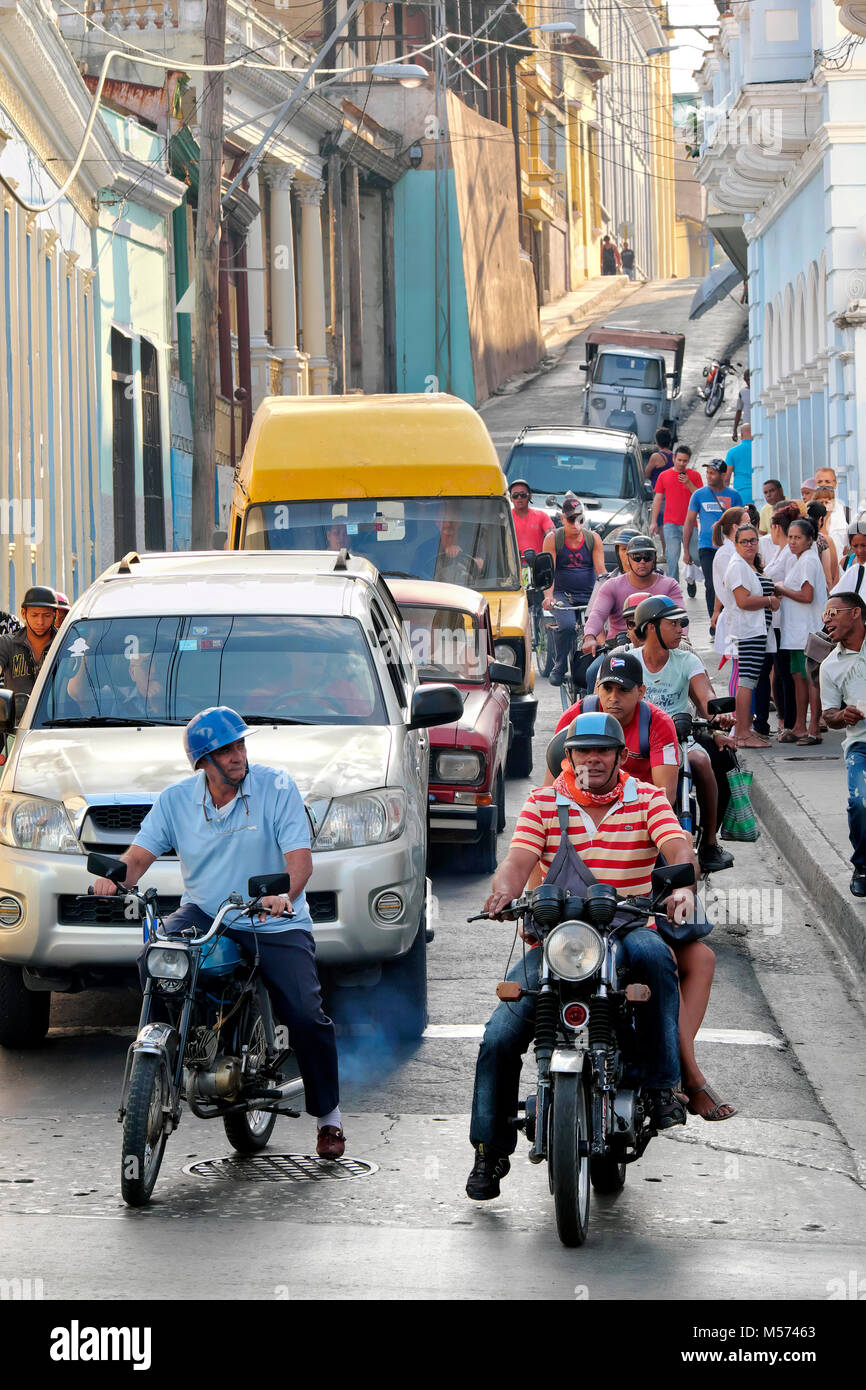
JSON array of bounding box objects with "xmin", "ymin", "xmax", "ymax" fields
[{"xmin": 423, "ymin": 1024, "xmax": 785, "ymax": 1048}]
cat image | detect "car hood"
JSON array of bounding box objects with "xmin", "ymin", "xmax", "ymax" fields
[
  {"xmin": 9, "ymin": 726, "xmax": 395, "ymax": 813},
  {"xmin": 428, "ymin": 686, "xmax": 490, "ymax": 747},
  {"xmin": 540, "ymin": 497, "xmax": 635, "ymax": 533}
]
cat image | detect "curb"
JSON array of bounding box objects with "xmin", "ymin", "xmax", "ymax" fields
[
  {"xmin": 746, "ymin": 755, "xmax": 866, "ymax": 974},
  {"xmin": 540, "ymin": 275, "xmax": 643, "ymax": 350}
]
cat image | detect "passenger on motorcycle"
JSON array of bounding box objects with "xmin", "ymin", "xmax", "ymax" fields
[
  {"xmin": 91, "ymin": 706, "xmax": 345, "ymax": 1158},
  {"xmin": 466, "ymin": 712, "xmax": 696, "ymax": 1200},
  {"xmin": 632, "ymin": 596, "xmax": 735, "ymax": 875},
  {"xmin": 582, "ymin": 535, "xmax": 685, "ymax": 657},
  {"xmin": 541, "ymin": 494, "xmax": 606, "ymax": 687}
]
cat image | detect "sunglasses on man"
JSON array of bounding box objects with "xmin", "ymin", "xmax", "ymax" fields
[
  {"xmin": 510, "ymin": 491, "xmax": 529, "ymax": 500},
  {"xmin": 630, "ymin": 552, "xmax": 655, "ymax": 563}
]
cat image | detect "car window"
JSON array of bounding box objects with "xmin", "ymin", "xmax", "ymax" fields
[
  {"xmin": 594, "ymin": 354, "xmax": 662, "ymax": 388},
  {"xmin": 370, "ymin": 602, "xmax": 409, "ymax": 711},
  {"xmin": 242, "ymin": 496, "xmax": 521, "ymax": 591},
  {"xmin": 400, "ymin": 605, "xmax": 486, "ymax": 684},
  {"xmin": 34, "ymin": 615, "xmax": 387, "ymax": 727},
  {"xmin": 506, "ymin": 447, "xmax": 629, "ymax": 500}
]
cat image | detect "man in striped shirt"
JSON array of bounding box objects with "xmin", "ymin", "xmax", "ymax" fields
[{"xmin": 467, "ymin": 712, "xmax": 697, "ymax": 1201}]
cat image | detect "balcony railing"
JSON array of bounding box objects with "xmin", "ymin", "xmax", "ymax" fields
[{"xmin": 60, "ymin": 0, "xmax": 310, "ymax": 68}]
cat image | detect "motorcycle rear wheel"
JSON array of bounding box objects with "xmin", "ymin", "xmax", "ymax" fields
[
  {"xmin": 121, "ymin": 1052, "xmax": 168, "ymax": 1207},
  {"xmin": 550, "ymin": 1072, "xmax": 591, "ymax": 1247},
  {"xmin": 705, "ymin": 382, "xmax": 724, "ymax": 417},
  {"xmin": 589, "ymin": 1154, "xmax": 627, "ymax": 1194},
  {"xmin": 224, "ymin": 1004, "xmax": 278, "ymax": 1153}
]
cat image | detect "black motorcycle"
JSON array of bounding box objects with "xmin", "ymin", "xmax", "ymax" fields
[
  {"xmin": 86, "ymin": 852, "xmax": 303, "ymax": 1207},
  {"xmin": 468, "ymin": 861, "xmax": 694, "ymax": 1247}
]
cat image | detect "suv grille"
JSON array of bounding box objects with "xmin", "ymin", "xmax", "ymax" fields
[
  {"xmin": 87, "ymin": 805, "xmax": 152, "ymax": 832},
  {"xmin": 58, "ymin": 892, "xmax": 337, "ymax": 926}
]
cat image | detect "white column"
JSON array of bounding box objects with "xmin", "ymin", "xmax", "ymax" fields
[
  {"xmin": 297, "ymin": 177, "xmax": 331, "ymax": 395},
  {"xmin": 245, "ymin": 169, "xmax": 272, "ymax": 409},
  {"xmin": 261, "ymin": 163, "xmax": 306, "ymax": 395}
]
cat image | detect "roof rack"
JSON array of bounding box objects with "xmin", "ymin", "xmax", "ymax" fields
[
  {"xmin": 117, "ymin": 552, "xmax": 142, "ymax": 575},
  {"xmin": 333, "ymin": 547, "xmax": 351, "ymax": 572}
]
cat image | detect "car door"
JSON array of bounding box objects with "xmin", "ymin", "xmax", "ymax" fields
[{"xmin": 369, "ymin": 598, "xmax": 428, "ymax": 899}]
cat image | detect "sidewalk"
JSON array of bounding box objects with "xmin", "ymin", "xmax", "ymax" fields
[
  {"xmin": 539, "ymin": 274, "xmax": 642, "ymax": 353},
  {"xmin": 691, "ymin": 401, "xmax": 866, "ymax": 973}
]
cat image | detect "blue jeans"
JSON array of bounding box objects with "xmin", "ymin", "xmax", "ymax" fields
[
  {"xmin": 551, "ymin": 589, "xmax": 590, "ymax": 673},
  {"xmin": 469, "ymin": 926, "xmax": 680, "ymax": 1155},
  {"xmin": 662, "ymin": 523, "xmax": 699, "ymax": 580},
  {"xmin": 846, "ymin": 743, "xmax": 866, "ymax": 871}
]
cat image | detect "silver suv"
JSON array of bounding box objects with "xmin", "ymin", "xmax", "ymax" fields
[{"xmin": 0, "ymin": 550, "xmax": 461, "ymax": 1046}]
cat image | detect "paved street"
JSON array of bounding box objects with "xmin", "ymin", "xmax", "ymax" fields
[{"xmin": 1, "ymin": 282, "xmax": 865, "ymax": 1302}]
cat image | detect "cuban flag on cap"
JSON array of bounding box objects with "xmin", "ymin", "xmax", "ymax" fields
[{"xmin": 610, "ymin": 657, "xmax": 625, "ymax": 668}]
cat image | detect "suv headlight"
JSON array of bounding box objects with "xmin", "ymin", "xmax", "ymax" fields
[
  {"xmin": 0, "ymin": 793, "xmax": 79, "ymax": 854},
  {"xmin": 433, "ymin": 751, "xmax": 483, "ymax": 783},
  {"xmin": 311, "ymin": 789, "xmax": 406, "ymax": 851},
  {"xmin": 146, "ymin": 946, "xmax": 190, "ymax": 981},
  {"xmin": 544, "ymin": 920, "xmax": 605, "ymax": 981}
]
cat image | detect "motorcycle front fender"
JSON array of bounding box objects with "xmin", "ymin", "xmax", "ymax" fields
[{"xmin": 118, "ymin": 1023, "xmax": 180, "ymax": 1117}]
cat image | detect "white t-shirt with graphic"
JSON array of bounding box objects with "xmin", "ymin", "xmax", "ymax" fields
[{"xmin": 634, "ymin": 647, "xmax": 705, "ymax": 716}]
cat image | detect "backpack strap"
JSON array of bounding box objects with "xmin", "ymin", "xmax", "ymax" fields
[
  {"xmin": 582, "ymin": 694, "xmax": 600, "ymax": 714},
  {"xmin": 856, "ymin": 566, "xmax": 864, "ymax": 596},
  {"xmin": 555, "ymin": 527, "xmax": 565, "ymax": 557},
  {"xmin": 638, "ymin": 700, "xmax": 652, "ymax": 760}
]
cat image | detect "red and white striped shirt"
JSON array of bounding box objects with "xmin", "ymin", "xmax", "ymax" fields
[{"xmin": 512, "ymin": 780, "xmax": 686, "ymax": 898}]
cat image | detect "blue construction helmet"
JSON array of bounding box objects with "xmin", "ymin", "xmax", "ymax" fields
[{"xmin": 183, "ymin": 707, "xmax": 255, "ymax": 770}]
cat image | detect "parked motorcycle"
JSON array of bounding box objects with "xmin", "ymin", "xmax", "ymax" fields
[
  {"xmin": 467, "ymin": 861, "xmax": 695, "ymax": 1247},
  {"xmin": 699, "ymin": 357, "xmax": 742, "ymax": 417},
  {"xmin": 85, "ymin": 852, "xmax": 303, "ymax": 1207}
]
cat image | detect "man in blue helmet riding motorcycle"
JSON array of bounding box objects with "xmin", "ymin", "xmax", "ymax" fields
[{"xmin": 92, "ymin": 706, "xmax": 345, "ymax": 1158}]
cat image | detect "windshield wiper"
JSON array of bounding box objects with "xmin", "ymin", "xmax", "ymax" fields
[
  {"xmin": 39, "ymin": 717, "xmax": 181, "ymax": 727},
  {"xmin": 240, "ymin": 715, "xmax": 311, "ymax": 725}
]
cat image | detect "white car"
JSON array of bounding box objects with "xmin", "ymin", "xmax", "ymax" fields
[{"xmin": 0, "ymin": 550, "xmax": 461, "ymax": 1047}]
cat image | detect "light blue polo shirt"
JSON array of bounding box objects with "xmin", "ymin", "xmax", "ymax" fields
[{"xmin": 135, "ymin": 763, "xmax": 313, "ymax": 931}]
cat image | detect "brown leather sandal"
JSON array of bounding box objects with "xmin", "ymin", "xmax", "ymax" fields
[{"xmin": 685, "ymin": 1083, "xmax": 736, "ymax": 1122}]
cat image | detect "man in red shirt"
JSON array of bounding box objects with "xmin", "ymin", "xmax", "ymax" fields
[
  {"xmin": 549, "ymin": 651, "xmax": 679, "ymax": 799},
  {"xmin": 650, "ymin": 442, "xmax": 702, "ymax": 589},
  {"xmin": 509, "ymin": 479, "xmax": 554, "ymax": 557}
]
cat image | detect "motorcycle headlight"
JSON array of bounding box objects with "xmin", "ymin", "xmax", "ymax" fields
[
  {"xmin": 146, "ymin": 946, "xmax": 190, "ymax": 981},
  {"xmin": 0, "ymin": 793, "xmax": 79, "ymax": 854},
  {"xmin": 544, "ymin": 920, "xmax": 605, "ymax": 981},
  {"xmin": 434, "ymin": 751, "xmax": 482, "ymax": 783},
  {"xmin": 312, "ymin": 789, "xmax": 406, "ymax": 851}
]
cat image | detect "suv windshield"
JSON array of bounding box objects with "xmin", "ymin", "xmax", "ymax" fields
[
  {"xmin": 33, "ymin": 615, "xmax": 387, "ymax": 728},
  {"xmin": 242, "ymin": 496, "xmax": 521, "ymax": 591},
  {"xmin": 506, "ymin": 447, "xmax": 630, "ymax": 499},
  {"xmin": 594, "ymin": 353, "xmax": 662, "ymax": 388},
  {"xmin": 400, "ymin": 605, "xmax": 486, "ymax": 684}
]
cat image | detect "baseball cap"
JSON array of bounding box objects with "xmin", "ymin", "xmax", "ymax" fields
[
  {"xmin": 596, "ymin": 652, "xmax": 644, "ymax": 690},
  {"xmin": 562, "ymin": 492, "xmax": 584, "ymax": 518},
  {"xmin": 704, "ymin": 458, "xmax": 728, "ymax": 473}
]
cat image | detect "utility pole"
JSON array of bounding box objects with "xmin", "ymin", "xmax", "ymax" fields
[{"xmin": 192, "ymin": 0, "xmax": 226, "ymax": 550}]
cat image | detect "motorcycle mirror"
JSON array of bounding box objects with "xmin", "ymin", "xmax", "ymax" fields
[
  {"xmin": 247, "ymin": 872, "xmax": 291, "ymax": 899},
  {"xmin": 707, "ymin": 696, "xmax": 735, "ymax": 716},
  {"xmin": 86, "ymin": 852, "xmax": 128, "ymax": 884},
  {"xmin": 650, "ymin": 862, "xmax": 696, "ymax": 901}
]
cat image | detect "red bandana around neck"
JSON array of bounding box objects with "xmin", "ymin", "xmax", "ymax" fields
[{"xmin": 554, "ymin": 763, "xmax": 629, "ymax": 807}]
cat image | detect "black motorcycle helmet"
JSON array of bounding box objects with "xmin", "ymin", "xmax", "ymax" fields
[
  {"xmin": 624, "ymin": 534, "xmax": 658, "ymax": 574},
  {"xmin": 611, "ymin": 527, "xmax": 643, "ymax": 573},
  {"xmin": 21, "ymin": 585, "xmax": 61, "ymax": 610},
  {"xmin": 633, "ymin": 594, "xmax": 689, "ymax": 650}
]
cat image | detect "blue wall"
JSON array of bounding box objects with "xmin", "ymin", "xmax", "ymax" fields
[{"xmin": 393, "ymin": 170, "xmax": 475, "ymax": 404}]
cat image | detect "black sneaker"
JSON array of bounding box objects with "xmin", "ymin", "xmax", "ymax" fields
[
  {"xmin": 699, "ymin": 843, "xmax": 734, "ymax": 873},
  {"xmin": 647, "ymin": 1089, "xmax": 686, "ymax": 1130},
  {"xmin": 709, "ymin": 624, "xmax": 716, "ymax": 638},
  {"xmin": 466, "ymin": 1145, "xmax": 511, "ymax": 1201},
  {"xmin": 687, "ymin": 580, "xmax": 697, "ymax": 598},
  {"xmin": 549, "ymin": 666, "xmax": 565, "ymax": 688},
  {"xmin": 851, "ymin": 871, "xmax": 866, "ymax": 898}
]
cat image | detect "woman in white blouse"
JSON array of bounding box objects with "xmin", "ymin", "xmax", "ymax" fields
[
  {"xmin": 724, "ymin": 522, "xmax": 780, "ymax": 747},
  {"xmin": 711, "ymin": 507, "xmax": 746, "ymax": 691},
  {"xmin": 761, "ymin": 503, "xmax": 801, "ymax": 740},
  {"xmin": 774, "ymin": 517, "xmax": 829, "ymax": 744}
]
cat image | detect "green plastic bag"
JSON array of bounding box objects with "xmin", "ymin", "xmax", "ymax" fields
[{"xmin": 720, "ymin": 765, "xmax": 759, "ymax": 842}]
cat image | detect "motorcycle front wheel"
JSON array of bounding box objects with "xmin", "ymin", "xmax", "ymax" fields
[
  {"xmin": 223, "ymin": 1001, "xmax": 278, "ymax": 1153},
  {"xmin": 121, "ymin": 1052, "xmax": 169, "ymax": 1207},
  {"xmin": 705, "ymin": 381, "xmax": 724, "ymax": 417},
  {"xmin": 549, "ymin": 1072, "xmax": 592, "ymax": 1247}
]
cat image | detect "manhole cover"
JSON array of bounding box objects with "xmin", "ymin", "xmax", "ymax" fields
[{"xmin": 183, "ymin": 1154, "xmax": 378, "ymax": 1183}]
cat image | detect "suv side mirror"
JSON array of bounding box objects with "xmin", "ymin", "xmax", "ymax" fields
[
  {"xmin": 0, "ymin": 688, "xmax": 13, "ymax": 730},
  {"xmin": 488, "ymin": 662, "xmax": 522, "ymax": 687},
  {"xmin": 532, "ymin": 552, "xmax": 554, "ymax": 589},
  {"xmin": 409, "ymin": 683, "xmax": 464, "ymax": 730}
]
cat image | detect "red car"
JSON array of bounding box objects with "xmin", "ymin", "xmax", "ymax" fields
[{"xmin": 389, "ymin": 580, "xmax": 521, "ymax": 873}]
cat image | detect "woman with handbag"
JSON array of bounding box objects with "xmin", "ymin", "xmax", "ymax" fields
[
  {"xmin": 723, "ymin": 522, "xmax": 779, "ymax": 747},
  {"xmin": 775, "ymin": 517, "xmax": 828, "ymax": 745}
]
